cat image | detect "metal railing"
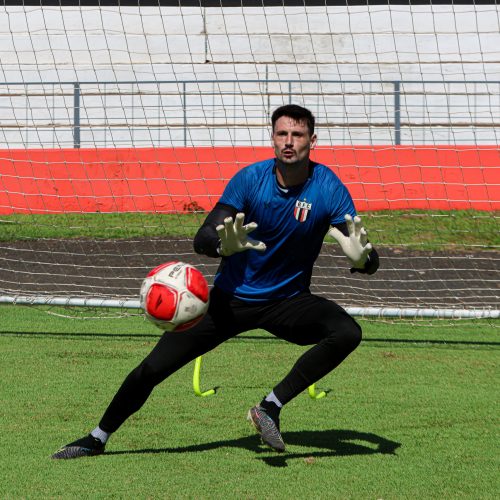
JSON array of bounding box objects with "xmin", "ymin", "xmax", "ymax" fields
[{"xmin": 1, "ymin": 79, "xmax": 499, "ymax": 148}]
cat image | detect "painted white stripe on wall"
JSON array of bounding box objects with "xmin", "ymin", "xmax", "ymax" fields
[{"xmin": 1, "ymin": 5, "xmax": 499, "ymax": 81}]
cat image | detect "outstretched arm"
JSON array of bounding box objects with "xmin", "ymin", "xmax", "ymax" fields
[
  {"xmin": 193, "ymin": 203, "xmax": 236, "ymax": 257},
  {"xmin": 329, "ymin": 214, "xmax": 379, "ymax": 275},
  {"xmin": 193, "ymin": 203, "xmax": 266, "ymax": 258}
]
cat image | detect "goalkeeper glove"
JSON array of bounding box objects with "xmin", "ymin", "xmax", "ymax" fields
[
  {"xmin": 216, "ymin": 212, "xmax": 267, "ymax": 257},
  {"xmin": 328, "ymin": 214, "xmax": 373, "ymax": 269}
]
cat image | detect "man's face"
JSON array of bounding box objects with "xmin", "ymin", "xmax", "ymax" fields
[{"xmin": 272, "ymin": 116, "xmax": 317, "ymax": 165}]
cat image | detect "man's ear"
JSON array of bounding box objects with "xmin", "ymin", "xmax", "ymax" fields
[{"xmin": 310, "ymin": 134, "xmax": 317, "ymax": 149}]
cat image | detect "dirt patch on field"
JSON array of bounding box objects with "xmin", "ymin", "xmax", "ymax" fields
[{"xmin": 0, "ymin": 238, "xmax": 498, "ymax": 310}]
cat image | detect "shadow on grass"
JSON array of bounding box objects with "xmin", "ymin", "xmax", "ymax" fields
[
  {"xmin": 2, "ymin": 331, "xmax": 499, "ymax": 347},
  {"xmin": 105, "ymin": 429, "xmax": 401, "ymax": 468}
]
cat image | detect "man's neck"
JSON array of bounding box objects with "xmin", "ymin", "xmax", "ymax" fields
[{"xmin": 275, "ymin": 159, "xmax": 311, "ymax": 188}]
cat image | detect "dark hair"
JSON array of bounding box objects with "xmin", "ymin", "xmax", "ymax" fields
[{"xmin": 271, "ymin": 104, "xmax": 315, "ymax": 135}]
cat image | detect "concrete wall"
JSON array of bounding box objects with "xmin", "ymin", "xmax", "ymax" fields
[{"xmin": 1, "ymin": 5, "xmax": 499, "ymax": 146}]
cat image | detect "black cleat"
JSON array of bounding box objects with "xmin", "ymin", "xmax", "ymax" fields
[
  {"xmin": 51, "ymin": 434, "xmax": 105, "ymax": 459},
  {"xmin": 247, "ymin": 405, "xmax": 286, "ymax": 452}
]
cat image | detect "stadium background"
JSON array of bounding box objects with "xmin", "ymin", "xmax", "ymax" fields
[
  {"xmin": 0, "ymin": 0, "xmax": 498, "ymax": 313},
  {"xmin": 0, "ymin": 2, "xmax": 498, "ymax": 498}
]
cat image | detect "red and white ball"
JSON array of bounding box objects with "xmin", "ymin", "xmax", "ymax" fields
[{"xmin": 140, "ymin": 261, "xmax": 209, "ymax": 332}]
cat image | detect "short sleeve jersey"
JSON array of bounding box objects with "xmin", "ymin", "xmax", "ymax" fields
[{"xmin": 216, "ymin": 158, "xmax": 356, "ymax": 302}]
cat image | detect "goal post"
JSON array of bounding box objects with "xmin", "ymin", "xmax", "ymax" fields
[{"xmin": 0, "ymin": 1, "xmax": 499, "ymax": 321}]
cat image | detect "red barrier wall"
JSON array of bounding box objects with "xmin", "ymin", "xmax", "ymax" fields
[{"xmin": 0, "ymin": 146, "xmax": 498, "ymax": 214}]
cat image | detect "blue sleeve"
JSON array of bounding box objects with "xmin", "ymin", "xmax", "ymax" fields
[
  {"xmin": 329, "ymin": 180, "xmax": 357, "ymax": 225},
  {"xmin": 219, "ymin": 168, "xmax": 249, "ymax": 212}
]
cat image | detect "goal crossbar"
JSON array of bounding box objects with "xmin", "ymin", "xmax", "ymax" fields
[{"xmin": 1, "ymin": 295, "xmax": 498, "ymax": 320}]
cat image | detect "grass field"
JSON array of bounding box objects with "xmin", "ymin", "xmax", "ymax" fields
[
  {"xmin": 1, "ymin": 305, "xmax": 498, "ymax": 499},
  {"xmin": 2, "ymin": 210, "xmax": 499, "ymax": 249}
]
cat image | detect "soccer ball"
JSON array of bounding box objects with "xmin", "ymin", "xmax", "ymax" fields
[{"xmin": 140, "ymin": 261, "xmax": 209, "ymax": 332}]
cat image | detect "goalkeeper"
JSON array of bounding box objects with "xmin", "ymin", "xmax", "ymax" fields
[{"xmin": 52, "ymin": 104, "xmax": 379, "ymax": 458}]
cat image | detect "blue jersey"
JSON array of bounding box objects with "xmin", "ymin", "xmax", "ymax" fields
[{"xmin": 216, "ymin": 159, "xmax": 356, "ymax": 301}]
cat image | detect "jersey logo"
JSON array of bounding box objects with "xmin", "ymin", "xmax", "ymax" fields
[{"xmin": 294, "ymin": 199, "xmax": 312, "ymax": 222}]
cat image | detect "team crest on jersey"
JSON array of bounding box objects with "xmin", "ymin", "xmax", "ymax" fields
[{"xmin": 294, "ymin": 199, "xmax": 312, "ymax": 222}]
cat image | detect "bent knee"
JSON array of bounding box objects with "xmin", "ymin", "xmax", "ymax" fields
[
  {"xmin": 326, "ymin": 315, "xmax": 362, "ymax": 351},
  {"xmin": 348, "ymin": 319, "xmax": 362, "ymax": 348}
]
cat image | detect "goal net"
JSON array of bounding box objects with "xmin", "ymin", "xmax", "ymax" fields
[{"xmin": 0, "ymin": 1, "xmax": 498, "ymax": 320}]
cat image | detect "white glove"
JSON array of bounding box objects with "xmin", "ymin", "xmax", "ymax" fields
[
  {"xmin": 328, "ymin": 214, "xmax": 372, "ymax": 269},
  {"xmin": 216, "ymin": 212, "xmax": 267, "ymax": 257}
]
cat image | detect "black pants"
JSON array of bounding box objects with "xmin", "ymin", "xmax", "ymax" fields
[{"xmin": 99, "ymin": 286, "xmax": 362, "ymax": 433}]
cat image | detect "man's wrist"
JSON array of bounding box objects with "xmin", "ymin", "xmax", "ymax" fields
[{"xmin": 350, "ymin": 249, "xmax": 379, "ymax": 275}]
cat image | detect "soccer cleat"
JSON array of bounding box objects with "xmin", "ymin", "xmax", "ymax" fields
[
  {"xmin": 51, "ymin": 434, "xmax": 105, "ymax": 459},
  {"xmin": 247, "ymin": 405, "xmax": 286, "ymax": 452}
]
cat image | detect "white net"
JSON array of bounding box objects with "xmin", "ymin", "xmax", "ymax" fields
[{"xmin": 0, "ymin": 1, "xmax": 499, "ymax": 319}]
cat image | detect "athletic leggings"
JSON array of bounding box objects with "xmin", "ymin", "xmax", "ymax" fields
[{"xmin": 99, "ymin": 286, "xmax": 362, "ymax": 433}]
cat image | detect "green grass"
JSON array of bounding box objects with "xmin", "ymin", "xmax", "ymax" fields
[
  {"xmin": 0, "ymin": 212, "xmax": 206, "ymax": 240},
  {"xmin": 363, "ymin": 210, "xmax": 500, "ymax": 250},
  {"xmin": 1, "ymin": 305, "xmax": 498, "ymax": 498},
  {"xmin": 1, "ymin": 210, "xmax": 499, "ymax": 249}
]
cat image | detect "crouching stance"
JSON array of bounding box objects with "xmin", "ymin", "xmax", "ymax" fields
[{"xmin": 52, "ymin": 104, "xmax": 379, "ymax": 459}]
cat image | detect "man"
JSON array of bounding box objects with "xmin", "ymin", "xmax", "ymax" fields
[{"xmin": 52, "ymin": 104, "xmax": 379, "ymax": 459}]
